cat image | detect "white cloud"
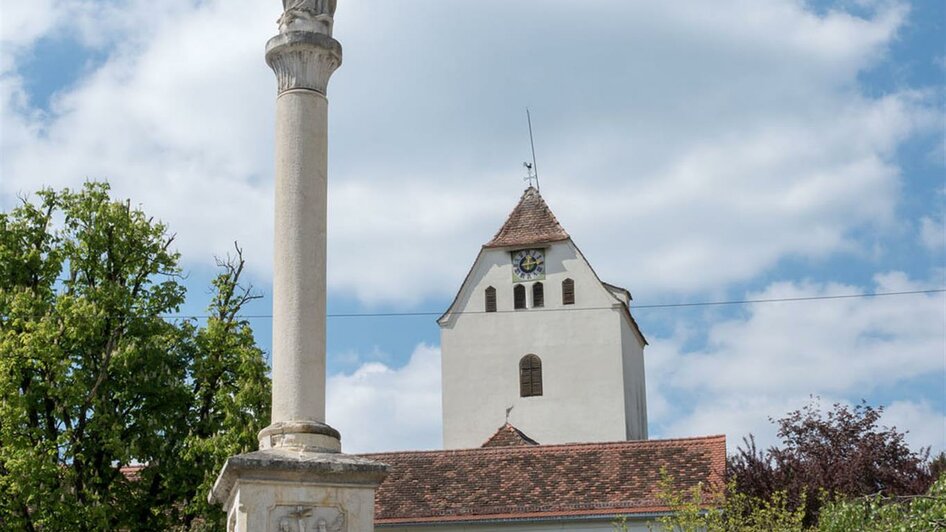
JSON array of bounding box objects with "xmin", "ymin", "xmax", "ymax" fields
[
  {"xmin": 326, "ymin": 343, "xmax": 442, "ymax": 453},
  {"xmin": 920, "ymin": 215, "xmax": 945, "ymax": 250},
  {"xmin": 882, "ymin": 400, "xmax": 946, "ymax": 455},
  {"xmin": 661, "ymin": 395, "xmax": 946, "ymax": 456},
  {"xmin": 0, "ymin": 0, "xmax": 59, "ymax": 72},
  {"xmin": 1, "ymin": 0, "xmax": 279, "ymax": 274},
  {"xmin": 649, "ymin": 272, "xmax": 945, "ymax": 453},
  {"xmin": 0, "ymin": 0, "xmax": 939, "ymax": 306}
]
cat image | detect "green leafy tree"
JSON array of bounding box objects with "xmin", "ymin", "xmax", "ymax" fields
[
  {"xmin": 0, "ymin": 183, "xmax": 270, "ymax": 530},
  {"xmin": 647, "ymin": 469, "xmax": 806, "ymax": 532},
  {"xmin": 646, "ymin": 472, "xmax": 946, "ymax": 532},
  {"xmin": 818, "ymin": 473, "xmax": 946, "ymax": 531}
]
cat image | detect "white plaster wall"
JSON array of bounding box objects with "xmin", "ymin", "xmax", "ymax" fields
[
  {"xmin": 621, "ymin": 319, "xmax": 648, "ymax": 440},
  {"xmin": 441, "ymin": 241, "xmax": 644, "ymax": 449},
  {"xmin": 378, "ymin": 517, "xmax": 655, "ymax": 532}
]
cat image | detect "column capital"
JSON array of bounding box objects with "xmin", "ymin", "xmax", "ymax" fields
[{"xmin": 266, "ymin": 31, "xmax": 342, "ymax": 94}]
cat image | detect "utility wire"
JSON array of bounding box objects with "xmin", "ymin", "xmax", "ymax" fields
[
  {"xmin": 632, "ymin": 289, "xmax": 946, "ymax": 309},
  {"xmin": 137, "ymin": 288, "xmax": 944, "ymax": 320}
]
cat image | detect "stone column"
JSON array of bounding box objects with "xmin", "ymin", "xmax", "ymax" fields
[
  {"xmin": 211, "ymin": 3, "xmax": 387, "ymax": 531},
  {"xmin": 260, "ymin": 8, "xmax": 342, "ymax": 456}
]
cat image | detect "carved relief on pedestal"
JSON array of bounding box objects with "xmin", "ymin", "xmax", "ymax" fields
[{"xmin": 270, "ymin": 505, "xmax": 345, "ymax": 532}]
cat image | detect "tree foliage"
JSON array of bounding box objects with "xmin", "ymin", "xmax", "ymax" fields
[
  {"xmin": 644, "ymin": 470, "xmax": 805, "ymax": 532},
  {"xmin": 645, "ymin": 401, "xmax": 943, "ymax": 531},
  {"xmin": 0, "ymin": 183, "xmax": 270, "ymax": 530},
  {"xmin": 818, "ymin": 473, "xmax": 946, "ymax": 531},
  {"xmin": 727, "ymin": 399, "xmax": 934, "ymax": 525},
  {"xmin": 647, "ymin": 471, "xmax": 946, "ymax": 531}
]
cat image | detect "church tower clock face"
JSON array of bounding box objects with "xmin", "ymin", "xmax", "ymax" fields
[{"xmin": 511, "ymin": 249, "xmax": 545, "ymax": 282}]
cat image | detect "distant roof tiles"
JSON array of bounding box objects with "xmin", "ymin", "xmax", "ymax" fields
[
  {"xmin": 362, "ymin": 434, "xmax": 726, "ymax": 525},
  {"xmin": 485, "ymin": 187, "xmax": 569, "ymax": 248}
]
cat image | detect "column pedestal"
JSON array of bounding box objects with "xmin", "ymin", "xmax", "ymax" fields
[{"xmin": 210, "ymin": 449, "xmax": 387, "ymax": 532}]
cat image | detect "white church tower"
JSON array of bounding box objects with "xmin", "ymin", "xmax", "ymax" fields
[{"xmin": 439, "ymin": 187, "xmax": 648, "ymax": 449}]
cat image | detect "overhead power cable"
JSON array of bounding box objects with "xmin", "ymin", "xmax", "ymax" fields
[
  {"xmin": 632, "ymin": 289, "xmax": 946, "ymax": 309},
  {"xmin": 136, "ymin": 288, "xmax": 944, "ymax": 320}
]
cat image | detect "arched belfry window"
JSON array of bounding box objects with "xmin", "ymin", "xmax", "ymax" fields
[
  {"xmin": 519, "ymin": 354, "xmax": 543, "ymax": 397},
  {"xmin": 532, "ymin": 282, "xmax": 544, "ymax": 308},
  {"xmin": 562, "ymin": 278, "xmax": 575, "ymax": 305},
  {"xmin": 485, "ymin": 286, "xmax": 497, "ymax": 312},
  {"xmin": 513, "ymin": 284, "xmax": 526, "ymax": 309}
]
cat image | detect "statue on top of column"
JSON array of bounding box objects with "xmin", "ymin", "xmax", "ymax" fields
[{"xmin": 279, "ymin": 0, "xmax": 337, "ymax": 34}]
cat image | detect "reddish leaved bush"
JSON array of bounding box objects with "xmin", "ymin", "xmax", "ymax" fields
[{"xmin": 728, "ymin": 399, "xmax": 936, "ymax": 526}]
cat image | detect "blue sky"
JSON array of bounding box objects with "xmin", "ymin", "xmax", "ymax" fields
[{"xmin": 1, "ymin": 0, "xmax": 943, "ymax": 454}]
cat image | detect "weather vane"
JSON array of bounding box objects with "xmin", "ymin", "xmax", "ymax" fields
[
  {"xmin": 523, "ymin": 162, "xmax": 537, "ymax": 188},
  {"xmin": 523, "ymin": 108, "xmax": 540, "ymax": 191}
]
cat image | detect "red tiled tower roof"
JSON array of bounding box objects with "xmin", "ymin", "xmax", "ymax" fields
[
  {"xmin": 361, "ymin": 435, "xmax": 726, "ymax": 526},
  {"xmin": 480, "ymin": 423, "xmax": 540, "ymax": 448},
  {"xmin": 485, "ymin": 187, "xmax": 569, "ymax": 248}
]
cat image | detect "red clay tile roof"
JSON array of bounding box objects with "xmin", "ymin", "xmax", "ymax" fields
[
  {"xmin": 485, "ymin": 187, "xmax": 569, "ymax": 248},
  {"xmin": 119, "ymin": 464, "xmax": 146, "ymax": 481},
  {"xmin": 361, "ymin": 435, "xmax": 726, "ymax": 525},
  {"xmin": 481, "ymin": 423, "xmax": 540, "ymax": 448}
]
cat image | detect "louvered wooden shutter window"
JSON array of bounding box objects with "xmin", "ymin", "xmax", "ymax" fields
[
  {"xmin": 514, "ymin": 284, "xmax": 526, "ymax": 309},
  {"xmin": 562, "ymin": 278, "xmax": 575, "ymax": 305},
  {"xmin": 519, "ymin": 355, "xmax": 543, "ymax": 397},
  {"xmin": 532, "ymin": 282, "xmax": 544, "ymax": 307},
  {"xmin": 485, "ymin": 286, "xmax": 497, "ymax": 312}
]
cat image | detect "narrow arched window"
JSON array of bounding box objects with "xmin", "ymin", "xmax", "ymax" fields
[
  {"xmin": 519, "ymin": 355, "xmax": 543, "ymax": 397},
  {"xmin": 513, "ymin": 284, "xmax": 526, "ymax": 309},
  {"xmin": 485, "ymin": 286, "xmax": 497, "ymax": 312},
  {"xmin": 562, "ymin": 278, "xmax": 575, "ymax": 305},
  {"xmin": 532, "ymin": 282, "xmax": 544, "ymax": 308}
]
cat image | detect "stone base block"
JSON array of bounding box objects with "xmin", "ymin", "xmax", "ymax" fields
[
  {"xmin": 258, "ymin": 421, "xmax": 342, "ymax": 452},
  {"xmin": 210, "ymin": 448, "xmax": 388, "ymax": 532}
]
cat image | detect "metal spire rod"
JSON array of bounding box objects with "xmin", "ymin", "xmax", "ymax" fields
[{"xmin": 527, "ymin": 108, "xmax": 540, "ymax": 192}]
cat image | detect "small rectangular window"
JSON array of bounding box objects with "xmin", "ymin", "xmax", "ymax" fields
[
  {"xmin": 562, "ymin": 278, "xmax": 575, "ymax": 305},
  {"xmin": 485, "ymin": 287, "xmax": 497, "ymax": 312},
  {"xmin": 532, "ymin": 282, "xmax": 544, "ymax": 308},
  {"xmin": 520, "ymin": 355, "xmax": 543, "ymax": 397},
  {"xmin": 514, "ymin": 284, "xmax": 526, "ymax": 309}
]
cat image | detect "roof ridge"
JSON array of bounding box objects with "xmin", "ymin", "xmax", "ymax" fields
[{"xmin": 361, "ymin": 434, "xmax": 726, "ymax": 458}]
